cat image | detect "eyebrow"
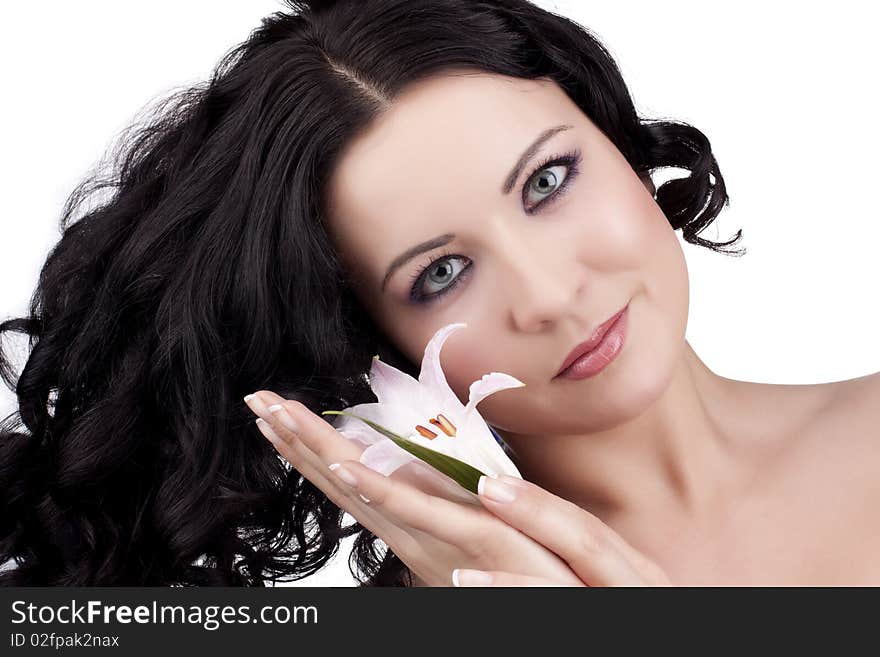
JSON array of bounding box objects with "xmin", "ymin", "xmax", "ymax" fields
[{"xmin": 380, "ymin": 123, "xmax": 574, "ymax": 293}]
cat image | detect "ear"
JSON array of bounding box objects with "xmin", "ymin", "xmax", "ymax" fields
[{"xmin": 639, "ymin": 171, "xmax": 656, "ymax": 198}]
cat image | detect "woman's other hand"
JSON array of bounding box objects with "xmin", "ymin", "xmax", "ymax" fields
[{"xmin": 459, "ymin": 474, "xmax": 674, "ymax": 586}]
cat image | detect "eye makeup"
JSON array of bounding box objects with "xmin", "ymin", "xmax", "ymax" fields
[{"xmin": 406, "ymin": 147, "xmax": 582, "ymax": 305}]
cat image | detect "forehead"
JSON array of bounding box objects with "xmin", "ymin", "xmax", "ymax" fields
[{"xmin": 325, "ymin": 72, "xmax": 575, "ymax": 275}]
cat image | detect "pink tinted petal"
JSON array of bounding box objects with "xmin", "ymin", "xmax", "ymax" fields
[
  {"xmin": 462, "ymin": 372, "xmax": 526, "ymax": 417},
  {"xmin": 359, "ymin": 438, "xmax": 418, "ymax": 476},
  {"xmin": 454, "ymin": 413, "xmax": 522, "ymax": 478},
  {"xmin": 326, "ymin": 402, "xmax": 408, "ymax": 440},
  {"xmin": 369, "ymin": 356, "xmax": 422, "ymax": 406},
  {"xmin": 469, "ymin": 428, "xmax": 522, "ymax": 478},
  {"xmin": 329, "ymin": 414, "xmax": 382, "ymax": 445},
  {"xmin": 417, "ymin": 323, "xmax": 469, "ymax": 411},
  {"xmin": 338, "ymin": 427, "xmax": 376, "ymax": 448}
]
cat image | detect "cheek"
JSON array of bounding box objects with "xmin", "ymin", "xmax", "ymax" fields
[
  {"xmin": 571, "ymin": 165, "xmax": 689, "ymax": 331},
  {"xmin": 575, "ymin": 166, "xmax": 671, "ymax": 270},
  {"xmin": 601, "ymin": 174, "xmax": 691, "ymax": 339}
]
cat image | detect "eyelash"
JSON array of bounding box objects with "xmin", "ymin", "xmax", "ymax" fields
[{"xmin": 406, "ymin": 148, "xmax": 582, "ymax": 305}]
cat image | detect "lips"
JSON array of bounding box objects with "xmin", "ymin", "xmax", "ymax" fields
[{"xmin": 554, "ymin": 304, "xmax": 629, "ymax": 378}]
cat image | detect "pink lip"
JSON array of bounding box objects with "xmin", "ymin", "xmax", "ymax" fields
[{"xmin": 554, "ymin": 303, "xmax": 629, "ymax": 379}]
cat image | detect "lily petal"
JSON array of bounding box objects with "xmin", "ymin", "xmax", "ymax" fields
[
  {"xmin": 456, "ymin": 372, "xmax": 525, "ymax": 477},
  {"xmin": 328, "ymin": 401, "xmax": 414, "ymax": 445},
  {"xmin": 469, "ymin": 426, "xmax": 522, "ymax": 478},
  {"xmin": 359, "ymin": 438, "xmax": 418, "ymax": 476},
  {"xmin": 462, "ymin": 372, "xmax": 526, "ymax": 417},
  {"xmin": 369, "ymin": 356, "xmax": 423, "ymax": 407},
  {"xmin": 337, "ymin": 427, "xmax": 376, "ymax": 448},
  {"xmin": 418, "ymin": 322, "xmax": 469, "ymax": 412}
]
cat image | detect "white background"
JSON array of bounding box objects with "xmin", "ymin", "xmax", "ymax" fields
[{"xmin": 1, "ymin": 2, "xmax": 877, "ymax": 586}]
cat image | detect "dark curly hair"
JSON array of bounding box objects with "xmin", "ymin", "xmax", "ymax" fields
[{"xmin": 0, "ymin": 0, "xmax": 744, "ymax": 586}]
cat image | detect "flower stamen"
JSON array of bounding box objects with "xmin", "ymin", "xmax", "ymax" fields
[
  {"xmin": 430, "ymin": 413, "xmax": 457, "ymax": 436},
  {"xmin": 415, "ymin": 425, "xmax": 438, "ymax": 439}
]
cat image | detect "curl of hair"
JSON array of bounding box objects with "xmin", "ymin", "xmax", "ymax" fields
[{"xmin": 0, "ymin": 0, "xmax": 744, "ymax": 586}]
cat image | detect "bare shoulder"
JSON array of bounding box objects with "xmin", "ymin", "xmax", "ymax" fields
[
  {"xmin": 821, "ymin": 371, "xmax": 880, "ymax": 436},
  {"xmin": 821, "ymin": 372, "xmax": 880, "ymax": 577},
  {"xmin": 775, "ymin": 372, "xmax": 880, "ymax": 582},
  {"xmin": 761, "ymin": 372, "xmax": 880, "ymax": 494},
  {"xmin": 803, "ymin": 370, "xmax": 880, "ymax": 504}
]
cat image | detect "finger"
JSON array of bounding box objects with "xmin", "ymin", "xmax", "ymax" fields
[
  {"xmin": 247, "ymin": 391, "xmax": 364, "ymax": 464},
  {"xmin": 247, "ymin": 392, "xmax": 371, "ymax": 504},
  {"xmin": 476, "ymin": 475, "xmax": 647, "ymax": 586},
  {"xmin": 253, "ymin": 416, "xmax": 372, "ymax": 509},
  {"xmin": 247, "ymin": 393, "xmax": 349, "ymax": 485},
  {"xmin": 254, "ymin": 417, "xmax": 442, "ymax": 570},
  {"xmin": 451, "ymin": 568, "xmax": 579, "ymax": 587},
  {"xmin": 327, "ymin": 459, "xmax": 488, "ymax": 547},
  {"xmin": 255, "ymin": 417, "xmax": 328, "ymax": 484}
]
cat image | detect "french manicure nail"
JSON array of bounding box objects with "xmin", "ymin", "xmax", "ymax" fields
[
  {"xmin": 452, "ymin": 568, "xmax": 493, "ymax": 587},
  {"xmin": 478, "ymin": 475, "xmax": 517, "ymax": 503},
  {"xmin": 267, "ymin": 404, "xmax": 299, "ymax": 434}
]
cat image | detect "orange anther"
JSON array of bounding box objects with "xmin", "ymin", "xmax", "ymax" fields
[{"xmin": 415, "ymin": 425, "xmax": 438, "ymax": 439}]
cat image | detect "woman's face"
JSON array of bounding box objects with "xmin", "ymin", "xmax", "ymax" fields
[{"xmin": 325, "ymin": 71, "xmax": 690, "ymax": 435}]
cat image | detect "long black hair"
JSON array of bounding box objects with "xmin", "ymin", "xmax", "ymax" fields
[{"xmin": 0, "ymin": 0, "xmax": 744, "ymax": 586}]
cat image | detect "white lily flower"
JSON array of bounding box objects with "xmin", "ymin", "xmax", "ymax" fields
[{"xmin": 321, "ymin": 322, "xmax": 524, "ymax": 493}]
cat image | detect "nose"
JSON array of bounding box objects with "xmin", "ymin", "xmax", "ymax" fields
[{"xmin": 503, "ymin": 242, "xmax": 585, "ymax": 333}]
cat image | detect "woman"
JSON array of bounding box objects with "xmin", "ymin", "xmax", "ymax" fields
[{"xmin": 1, "ymin": 0, "xmax": 877, "ymax": 586}]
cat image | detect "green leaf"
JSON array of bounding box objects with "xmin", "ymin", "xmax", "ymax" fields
[{"xmin": 321, "ymin": 410, "xmax": 485, "ymax": 494}]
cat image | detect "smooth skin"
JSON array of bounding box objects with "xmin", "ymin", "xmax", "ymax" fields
[{"xmin": 252, "ymin": 70, "xmax": 880, "ymax": 585}]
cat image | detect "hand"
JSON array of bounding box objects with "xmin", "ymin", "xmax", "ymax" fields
[
  {"xmin": 455, "ymin": 475, "xmax": 674, "ymax": 587},
  {"xmin": 245, "ymin": 390, "xmax": 583, "ymax": 586}
]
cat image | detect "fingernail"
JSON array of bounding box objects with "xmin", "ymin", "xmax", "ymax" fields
[
  {"xmin": 267, "ymin": 404, "xmax": 299, "ymax": 434},
  {"xmin": 255, "ymin": 418, "xmax": 281, "ymax": 445},
  {"xmin": 478, "ymin": 474, "xmax": 516, "ymax": 503},
  {"xmin": 328, "ymin": 463, "xmax": 358, "ymax": 488},
  {"xmin": 244, "ymin": 393, "xmax": 256, "ymax": 403},
  {"xmin": 358, "ymin": 494, "xmax": 371, "ymax": 504},
  {"xmin": 452, "ymin": 568, "xmax": 493, "ymax": 587}
]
